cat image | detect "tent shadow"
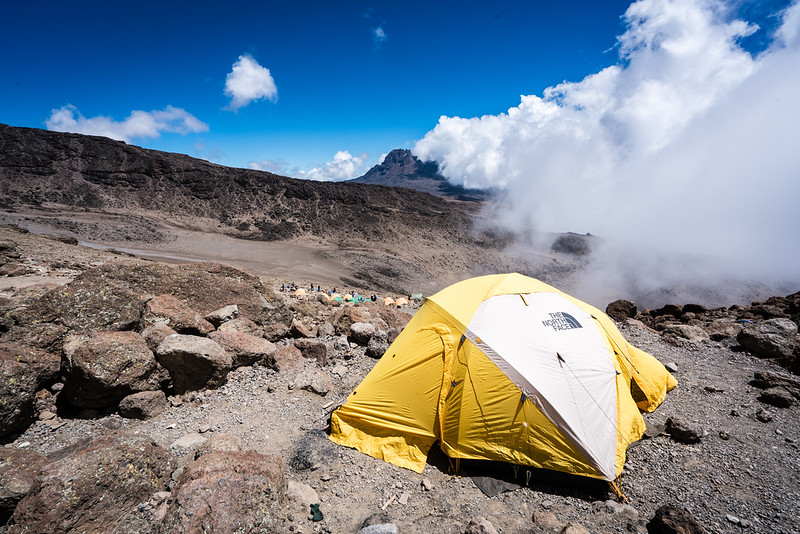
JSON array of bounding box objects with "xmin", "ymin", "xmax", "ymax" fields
[{"xmin": 425, "ymin": 445, "xmax": 609, "ymax": 501}]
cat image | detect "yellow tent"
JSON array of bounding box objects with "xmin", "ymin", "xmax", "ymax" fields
[
  {"xmin": 383, "ymin": 296, "xmax": 395, "ymax": 306},
  {"xmin": 293, "ymin": 288, "xmax": 307, "ymax": 297},
  {"xmin": 394, "ymin": 297, "xmax": 409, "ymax": 307},
  {"xmin": 330, "ymin": 273, "xmax": 676, "ymax": 482}
]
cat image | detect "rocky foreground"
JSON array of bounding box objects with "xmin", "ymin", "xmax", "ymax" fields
[{"xmin": 1, "ymin": 226, "xmax": 799, "ymax": 533}]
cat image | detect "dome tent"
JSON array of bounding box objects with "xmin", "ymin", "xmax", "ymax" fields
[{"xmin": 329, "ymin": 273, "xmax": 676, "ymax": 485}]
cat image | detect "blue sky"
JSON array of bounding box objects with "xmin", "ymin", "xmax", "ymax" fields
[{"xmin": 0, "ymin": 0, "xmax": 738, "ymax": 176}]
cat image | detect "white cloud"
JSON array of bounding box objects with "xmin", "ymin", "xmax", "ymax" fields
[
  {"xmin": 300, "ymin": 151, "xmax": 368, "ymax": 181},
  {"xmin": 224, "ymin": 54, "xmax": 278, "ymax": 111},
  {"xmin": 248, "ymin": 158, "xmax": 296, "ymax": 175},
  {"xmin": 45, "ymin": 104, "xmax": 209, "ymax": 142},
  {"xmin": 373, "ymin": 27, "xmax": 387, "ymax": 43},
  {"xmin": 414, "ymin": 0, "xmax": 800, "ymax": 305}
]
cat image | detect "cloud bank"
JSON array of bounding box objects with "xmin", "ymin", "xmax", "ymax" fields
[
  {"xmin": 414, "ymin": 0, "xmax": 800, "ymax": 306},
  {"xmin": 46, "ymin": 104, "xmax": 208, "ymax": 142},
  {"xmin": 300, "ymin": 151, "xmax": 367, "ymax": 181},
  {"xmin": 225, "ymin": 54, "xmax": 278, "ymax": 111}
]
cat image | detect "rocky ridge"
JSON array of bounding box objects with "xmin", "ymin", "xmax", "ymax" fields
[{"xmin": 0, "ymin": 228, "xmax": 798, "ymax": 533}]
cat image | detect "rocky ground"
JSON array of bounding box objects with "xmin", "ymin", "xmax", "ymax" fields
[{"xmin": 1, "ymin": 226, "xmax": 799, "ymax": 533}]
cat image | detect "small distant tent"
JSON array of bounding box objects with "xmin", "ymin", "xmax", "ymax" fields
[
  {"xmin": 383, "ymin": 297, "xmax": 395, "ymax": 306},
  {"xmin": 394, "ymin": 297, "xmax": 409, "ymax": 307},
  {"xmin": 330, "ymin": 273, "xmax": 677, "ymax": 483},
  {"xmin": 293, "ymin": 288, "xmax": 307, "ymax": 297}
]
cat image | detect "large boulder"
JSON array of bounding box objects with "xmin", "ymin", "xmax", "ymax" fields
[
  {"xmin": 62, "ymin": 331, "xmax": 165, "ymax": 409},
  {"xmin": 661, "ymin": 324, "xmax": 710, "ymax": 346},
  {"xmin": 0, "ymin": 342, "xmax": 60, "ymax": 437},
  {"xmin": 331, "ymin": 307, "xmax": 372, "ymax": 335},
  {"xmin": 9, "ymin": 276, "xmax": 143, "ymax": 344},
  {"xmin": 208, "ymin": 330, "xmax": 277, "ymax": 368},
  {"xmin": 273, "ymin": 344, "xmax": 305, "ymax": 373},
  {"xmin": 142, "ymin": 294, "xmax": 215, "ymax": 335},
  {"xmin": 737, "ymin": 318, "xmax": 797, "ymax": 359},
  {"xmin": 0, "ymin": 447, "xmax": 49, "ymax": 522},
  {"xmin": 349, "ymin": 322, "xmax": 376, "ymax": 345},
  {"xmin": 204, "ymin": 304, "xmax": 239, "ymax": 327},
  {"xmin": 605, "ymin": 300, "xmax": 637, "ymax": 323},
  {"xmin": 155, "ymin": 335, "xmax": 232, "ymax": 394},
  {"xmin": 118, "ymin": 390, "xmax": 169, "ymax": 419},
  {"xmin": 293, "ymin": 338, "xmax": 333, "ymax": 366},
  {"xmin": 8, "ymin": 433, "xmax": 175, "ymax": 534},
  {"xmin": 157, "ymin": 451, "xmax": 287, "ymax": 533},
  {"xmin": 647, "ymin": 504, "xmax": 704, "ymax": 534},
  {"xmin": 217, "ymin": 316, "xmax": 264, "ymax": 337}
]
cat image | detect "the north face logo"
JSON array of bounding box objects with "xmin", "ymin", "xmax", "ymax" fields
[{"xmin": 541, "ymin": 312, "xmax": 583, "ymax": 331}]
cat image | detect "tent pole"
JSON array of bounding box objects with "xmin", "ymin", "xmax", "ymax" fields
[{"xmin": 608, "ymin": 480, "xmax": 628, "ymax": 503}]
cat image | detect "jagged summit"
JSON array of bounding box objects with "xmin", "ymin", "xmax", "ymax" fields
[{"xmin": 350, "ymin": 149, "xmax": 491, "ymax": 201}]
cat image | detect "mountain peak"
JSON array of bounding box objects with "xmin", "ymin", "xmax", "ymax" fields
[{"xmin": 350, "ymin": 149, "xmax": 489, "ymax": 201}]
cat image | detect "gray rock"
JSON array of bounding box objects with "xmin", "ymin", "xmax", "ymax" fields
[
  {"xmin": 358, "ymin": 525, "xmax": 398, "ymax": 534},
  {"xmin": 216, "ymin": 317, "xmax": 264, "ymax": 337},
  {"xmin": 208, "ymin": 330, "xmax": 277, "ymax": 368},
  {"xmin": 0, "ymin": 343, "xmax": 60, "ymax": 438},
  {"xmin": 62, "ymin": 331, "xmax": 164, "ymax": 409},
  {"xmin": 155, "ymin": 335, "xmax": 232, "ymax": 394},
  {"xmin": 293, "ymin": 338, "xmax": 332, "ymax": 366},
  {"xmin": 758, "ymin": 387, "xmax": 794, "ymax": 408},
  {"xmin": 292, "ymin": 368, "xmax": 333, "ymax": 396},
  {"xmin": 141, "ymin": 322, "xmax": 178, "ymax": 352},
  {"xmin": 143, "ymin": 294, "xmax": 215, "ymax": 335},
  {"xmin": 118, "ymin": 390, "xmax": 168, "ymax": 420},
  {"xmin": 737, "ymin": 318, "xmax": 797, "ymax": 359},
  {"xmin": 647, "ymin": 504, "xmax": 703, "ymax": 534},
  {"xmin": 366, "ymin": 329, "xmax": 390, "ymax": 358},
  {"xmin": 349, "ymin": 322, "xmax": 376, "ymax": 345},
  {"xmin": 661, "ymin": 325, "xmax": 710, "ymax": 345},
  {"xmin": 665, "ymin": 417, "xmax": 703, "ymax": 444},
  {"xmin": 204, "ymin": 304, "xmax": 239, "ymax": 327},
  {"xmin": 195, "ymin": 433, "xmax": 243, "ymax": 458}
]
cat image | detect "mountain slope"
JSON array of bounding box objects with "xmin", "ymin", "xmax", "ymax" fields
[{"xmin": 0, "ymin": 124, "xmax": 578, "ymax": 294}]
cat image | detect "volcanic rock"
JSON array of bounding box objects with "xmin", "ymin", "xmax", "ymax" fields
[
  {"xmin": 661, "ymin": 324, "xmax": 710, "ymax": 345},
  {"xmin": 273, "ymin": 344, "xmax": 305, "ymax": 372},
  {"xmin": 208, "ymin": 330, "xmax": 277, "ymax": 368},
  {"xmin": 0, "ymin": 447, "xmax": 49, "ymax": 522},
  {"xmin": 155, "ymin": 334, "xmax": 232, "ymax": 394},
  {"xmin": 118, "ymin": 390, "xmax": 168, "ymax": 419},
  {"xmin": 7, "ymin": 432, "xmax": 175, "ymax": 534},
  {"xmin": 204, "ymin": 304, "xmax": 239, "ymax": 327},
  {"xmin": 349, "ymin": 321, "xmax": 376, "ymax": 345},
  {"xmin": 140, "ymin": 322, "xmax": 178, "ymax": 351},
  {"xmin": 757, "ymin": 387, "xmax": 795, "ymax": 408},
  {"xmin": 736, "ymin": 318, "xmax": 797, "ymax": 359},
  {"xmin": 217, "ymin": 316, "xmax": 264, "ymax": 337},
  {"xmin": 665, "ymin": 417, "xmax": 703, "ymax": 444},
  {"xmin": 61, "ymin": 331, "xmax": 165, "ymax": 409},
  {"xmin": 143, "ymin": 294, "xmax": 215, "ymax": 335},
  {"xmin": 293, "ymin": 338, "xmax": 332, "ymax": 366},
  {"xmin": 157, "ymin": 451, "xmax": 287, "ymax": 533},
  {"xmin": 647, "ymin": 504, "xmax": 704, "ymax": 534},
  {"xmin": 606, "ymin": 299, "xmax": 638, "ymax": 322}
]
